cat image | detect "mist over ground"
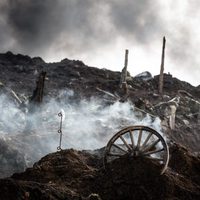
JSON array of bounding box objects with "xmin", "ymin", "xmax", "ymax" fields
[{"xmin": 0, "ymin": 89, "xmax": 162, "ymax": 172}]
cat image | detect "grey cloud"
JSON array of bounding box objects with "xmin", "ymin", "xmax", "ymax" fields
[
  {"xmin": 0, "ymin": 0, "xmax": 163, "ymax": 55},
  {"xmin": 166, "ymin": 24, "xmax": 191, "ymax": 61},
  {"xmin": 0, "ymin": 0, "xmax": 199, "ymax": 86},
  {"xmin": 108, "ymin": 0, "xmax": 163, "ymax": 43},
  {"xmin": 5, "ymin": 0, "xmax": 66, "ymax": 52},
  {"xmin": 1, "ymin": 0, "xmax": 105, "ymax": 53},
  {"xmin": 164, "ymin": 5, "xmax": 200, "ymax": 84}
]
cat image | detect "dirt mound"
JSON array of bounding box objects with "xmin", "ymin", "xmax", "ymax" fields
[
  {"xmin": 0, "ymin": 144, "xmax": 199, "ymax": 200},
  {"xmin": 97, "ymin": 156, "xmax": 200, "ymax": 200},
  {"xmin": 169, "ymin": 143, "xmax": 200, "ymax": 185},
  {"xmin": 0, "ymin": 149, "xmax": 99, "ymax": 200}
]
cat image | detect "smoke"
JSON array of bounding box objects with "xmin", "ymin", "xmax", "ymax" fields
[
  {"xmin": 0, "ymin": 94, "xmax": 25, "ymax": 134},
  {"xmin": 0, "ymin": 0, "xmax": 163, "ymax": 56},
  {"xmin": 0, "ymin": 0, "xmax": 66, "ymax": 53},
  {"xmin": 0, "ymin": 89, "xmax": 163, "ymax": 174}
]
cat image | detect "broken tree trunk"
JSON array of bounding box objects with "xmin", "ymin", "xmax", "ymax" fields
[
  {"xmin": 159, "ymin": 37, "xmax": 166, "ymax": 95},
  {"xmin": 24, "ymin": 71, "xmax": 46, "ymax": 132},
  {"xmin": 30, "ymin": 71, "xmax": 46, "ymax": 104}
]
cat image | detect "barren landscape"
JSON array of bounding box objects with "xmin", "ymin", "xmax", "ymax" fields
[{"xmin": 0, "ymin": 51, "xmax": 200, "ymax": 200}]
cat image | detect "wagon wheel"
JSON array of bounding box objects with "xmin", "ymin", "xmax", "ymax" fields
[{"xmin": 104, "ymin": 126, "xmax": 169, "ymax": 174}]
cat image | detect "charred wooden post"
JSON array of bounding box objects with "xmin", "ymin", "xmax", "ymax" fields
[
  {"xmin": 119, "ymin": 49, "xmax": 129, "ymax": 102},
  {"xmin": 120, "ymin": 49, "xmax": 129, "ymax": 88},
  {"xmin": 163, "ymin": 97, "xmax": 179, "ymax": 130},
  {"xmin": 169, "ymin": 104, "xmax": 177, "ymax": 130},
  {"xmin": 119, "ymin": 49, "xmax": 129, "ymax": 100},
  {"xmin": 30, "ymin": 71, "xmax": 46, "ymax": 104},
  {"xmin": 159, "ymin": 37, "xmax": 166, "ymax": 95},
  {"xmin": 24, "ymin": 71, "xmax": 46, "ymax": 133}
]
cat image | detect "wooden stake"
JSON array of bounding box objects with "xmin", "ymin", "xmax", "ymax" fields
[
  {"xmin": 159, "ymin": 37, "xmax": 166, "ymax": 95},
  {"xmin": 30, "ymin": 71, "xmax": 46, "ymax": 103},
  {"xmin": 120, "ymin": 49, "xmax": 129, "ymax": 87},
  {"xmin": 124, "ymin": 49, "xmax": 129, "ymax": 81}
]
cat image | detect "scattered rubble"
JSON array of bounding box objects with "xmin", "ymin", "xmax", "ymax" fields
[{"xmin": 0, "ymin": 52, "xmax": 199, "ymax": 199}]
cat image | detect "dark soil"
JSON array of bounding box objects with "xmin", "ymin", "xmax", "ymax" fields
[{"xmin": 0, "ymin": 144, "xmax": 199, "ymax": 200}]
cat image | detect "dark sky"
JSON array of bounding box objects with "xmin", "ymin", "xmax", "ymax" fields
[{"xmin": 0, "ymin": 0, "xmax": 199, "ymax": 86}]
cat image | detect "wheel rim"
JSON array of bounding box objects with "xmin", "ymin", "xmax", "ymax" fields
[{"xmin": 104, "ymin": 126, "xmax": 169, "ymax": 174}]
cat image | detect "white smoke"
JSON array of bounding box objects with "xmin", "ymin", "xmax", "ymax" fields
[
  {"xmin": 41, "ymin": 92, "xmax": 163, "ymax": 150},
  {"xmin": 0, "ymin": 89, "xmax": 163, "ymax": 172},
  {"xmin": 0, "ymin": 94, "xmax": 26, "ymax": 134}
]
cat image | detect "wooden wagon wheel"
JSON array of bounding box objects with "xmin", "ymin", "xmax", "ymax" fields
[{"xmin": 104, "ymin": 126, "xmax": 169, "ymax": 174}]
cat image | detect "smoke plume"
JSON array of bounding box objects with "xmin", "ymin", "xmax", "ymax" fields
[
  {"xmin": 0, "ymin": 0, "xmax": 161, "ymax": 53},
  {"xmin": 0, "ymin": 89, "xmax": 163, "ymax": 176}
]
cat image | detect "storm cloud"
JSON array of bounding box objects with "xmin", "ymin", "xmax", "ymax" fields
[
  {"xmin": 1, "ymin": 0, "xmax": 161, "ymax": 51},
  {"xmin": 0, "ymin": 0, "xmax": 199, "ymax": 86}
]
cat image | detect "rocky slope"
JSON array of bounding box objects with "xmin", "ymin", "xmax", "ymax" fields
[{"xmin": 0, "ymin": 51, "xmax": 200, "ymax": 199}]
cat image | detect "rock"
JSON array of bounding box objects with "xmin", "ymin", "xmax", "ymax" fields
[
  {"xmin": 134, "ymin": 71, "xmax": 152, "ymax": 81},
  {"xmin": 183, "ymin": 119, "xmax": 190, "ymax": 126},
  {"xmin": 32, "ymin": 57, "xmax": 45, "ymax": 65}
]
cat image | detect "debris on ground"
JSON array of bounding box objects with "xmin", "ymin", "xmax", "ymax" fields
[{"xmin": 0, "ymin": 52, "xmax": 200, "ymax": 199}]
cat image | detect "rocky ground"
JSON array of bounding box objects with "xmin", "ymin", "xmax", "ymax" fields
[{"xmin": 0, "ymin": 51, "xmax": 200, "ymax": 199}]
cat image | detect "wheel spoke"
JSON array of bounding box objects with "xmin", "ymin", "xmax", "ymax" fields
[
  {"xmin": 145, "ymin": 156, "xmax": 164, "ymax": 162},
  {"xmin": 129, "ymin": 130, "xmax": 135, "ymax": 149},
  {"xmin": 112, "ymin": 143, "xmax": 128, "ymax": 154},
  {"xmin": 107, "ymin": 153, "xmax": 123, "ymax": 157},
  {"xmin": 142, "ymin": 139, "xmax": 160, "ymax": 153},
  {"xmin": 104, "ymin": 126, "xmax": 169, "ymax": 175},
  {"xmin": 136, "ymin": 129, "xmax": 143, "ymax": 148},
  {"xmin": 140, "ymin": 132, "xmax": 153, "ymax": 151},
  {"xmin": 119, "ymin": 135, "xmax": 132, "ymax": 151},
  {"xmin": 142, "ymin": 148, "xmax": 164, "ymax": 156}
]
